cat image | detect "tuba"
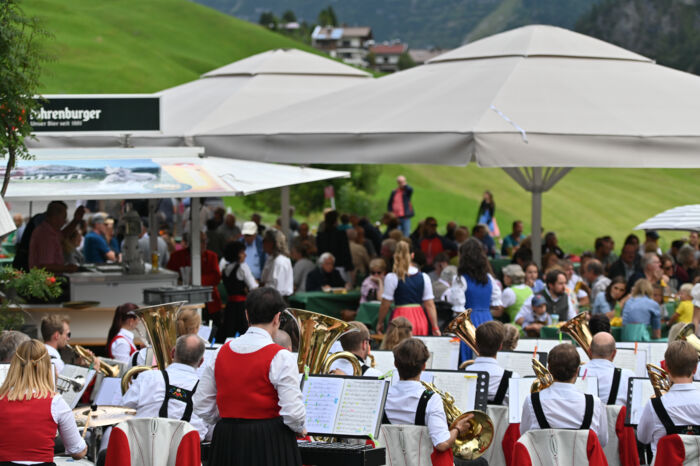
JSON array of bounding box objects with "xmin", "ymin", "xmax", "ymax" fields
[
  {"xmin": 676, "ymin": 323, "xmax": 700, "ymax": 358},
  {"xmin": 446, "ymin": 309, "xmax": 479, "ymax": 369},
  {"xmin": 120, "ymin": 301, "xmax": 183, "ymax": 393},
  {"xmin": 530, "ymin": 358, "xmax": 554, "ymax": 393},
  {"xmin": 67, "ymin": 344, "xmax": 120, "ymax": 377},
  {"xmin": 560, "ymin": 312, "xmax": 593, "ymax": 359},
  {"xmin": 285, "ymin": 308, "xmax": 363, "ymax": 376},
  {"xmin": 420, "ymin": 381, "xmax": 494, "ymax": 460},
  {"xmin": 647, "ymin": 363, "xmax": 672, "ymax": 398}
]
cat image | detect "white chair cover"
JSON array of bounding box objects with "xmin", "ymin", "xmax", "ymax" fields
[
  {"xmin": 516, "ymin": 429, "xmax": 595, "ymax": 466},
  {"xmin": 483, "ymin": 405, "xmax": 508, "ymax": 465},
  {"xmin": 378, "ymin": 424, "xmax": 436, "ymax": 466},
  {"xmin": 603, "ymin": 405, "xmax": 622, "ymax": 466},
  {"xmin": 652, "ymin": 434, "xmax": 700, "ymax": 465}
]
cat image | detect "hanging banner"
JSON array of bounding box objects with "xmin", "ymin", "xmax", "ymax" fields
[{"xmin": 29, "ymin": 96, "xmax": 160, "ymax": 132}]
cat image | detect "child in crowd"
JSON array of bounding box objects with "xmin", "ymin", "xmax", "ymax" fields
[
  {"xmin": 669, "ymin": 283, "xmax": 694, "ymax": 324},
  {"xmin": 502, "ymin": 323, "xmax": 520, "ymax": 350},
  {"xmin": 379, "ymin": 316, "xmax": 413, "ymax": 350},
  {"xmin": 515, "ymin": 294, "xmax": 552, "ymax": 337}
]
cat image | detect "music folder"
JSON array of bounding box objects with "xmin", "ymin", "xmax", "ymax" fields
[
  {"xmin": 497, "ymin": 350, "xmax": 548, "ymax": 377},
  {"xmin": 301, "ymin": 374, "xmax": 389, "ymax": 439}
]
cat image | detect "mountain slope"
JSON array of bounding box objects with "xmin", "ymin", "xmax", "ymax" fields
[
  {"xmin": 23, "ymin": 0, "xmax": 319, "ymax": 93},
  {"xmin": 196, "ymin": 0, "xmax": 600, "ymax": 48}
]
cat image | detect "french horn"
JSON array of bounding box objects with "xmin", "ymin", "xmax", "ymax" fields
[
  {"xmin": 446, "ymin": 309, "xmax": 479, "ymax": 369},
  {"xmin": 560, "ymin": 311, "xmax": 593, "ymax": 359}
]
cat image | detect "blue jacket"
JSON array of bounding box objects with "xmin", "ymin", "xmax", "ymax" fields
[
  {"xmin": 239, "ymin": 235, "xmax": 266, "ymax": 277},
  {"xmin": 387, "ymin": 185, "xmax": 414, "ymax": 218}
]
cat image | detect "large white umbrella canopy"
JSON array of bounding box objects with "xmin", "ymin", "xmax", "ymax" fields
[
  {"xmin": 635, "ymin": 205, "xmax": 700, "ymax": 232},
  {"xmin": 195, "ymin": 25, "xmax": 700, "ymax": 263},
  {"xmin": 27, "ymin": 49, "xmax": 370, "ymax": 149}
]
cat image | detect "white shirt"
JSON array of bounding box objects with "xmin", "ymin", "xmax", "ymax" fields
[
  {"xmin": 579, "ymin": 358, "xmax": 634, "ymax": 406},
  {"xmin": 46, "ymin": 343, "xmax": 64, "ymax": 374},
  {"xmin": 382, "ymin": 266, "xmax": 434, "ymax": 301},
  {"xmin": 590, "ymin": 276, "xmax": 611, "ymax": 302},
  {"xmin": 501, "ymin": 287, "xmax": 516, "ymax": 309},
  {"xmin": 515, "ymin": 305, "xmax": 552, "ymax": 327},
  {"xmin": 467, "ymin": 356, "xmax": 520, "ymax": 404},
  {"xmin": 637, "ymin": 383, "xmax": 700, "ymax": 453},
  {"xmin": 520, "ymin": 382, "xmax": 608, "ymax": 447},
  {"xmin": 385, "ymin": 379, "xmax": 450, "ymax": 447},
  {"xmin": 193, "ymin": 327, "xmax": 305, "ymax": 433},
  {"xmin": 121, "ymin": 362, "xmax": 208, "ymax": 441},
  {"xmin": 110, "ymin": 328, "xmax": 136, "ymax": 365},
  {"xmin": 223, "ymin": 261, "xmax": 259, "ymax": 291},
  {"xmin": 14, "ymin": 395, "xmax": 87, "ymax": 465},
  {"xmin": 261, "ymin": 255, "xmax": 294, "ymax": 297},
  {"xmin": 329, "ymin": 355, "xmax": 383, "ymax": 377},
  {"xmin": 489, "ymin": 274, "xmax": 503, "ymax": 307}
]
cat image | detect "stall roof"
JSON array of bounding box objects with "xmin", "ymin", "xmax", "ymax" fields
[{"xmin": 3, "ymin": 147, "xmax": 349, "ymax": 201}]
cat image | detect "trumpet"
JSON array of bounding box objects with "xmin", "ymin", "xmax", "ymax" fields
[
  {"xmin": 531, "ymin": 358, "xmax": 554, "ymax": 393},
  {"xmin": 420, "ymin": 381, "xmax": 494, "ymax": 460},
  {"xmin": 67, "ymin": 344, "xmax": 120, "ymax": 377}
]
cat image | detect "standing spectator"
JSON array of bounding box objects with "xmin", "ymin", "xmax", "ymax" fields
[
  {"xmin": 217, "ymin": 213, "xmax": 241, "ymax": 243},
  {"xmin": 387, "ymin": 175, "xmax": 414, "ymax": 237},
  {"xmin": 167, "ymin": 232, "xmax": 222, "ymax": 323},
  {"xmin": 591, "ymin": 277, "xmax": 628, "ymax": 319},
  {"xmin": 291, "ymin": 222, "xmax": 316, "ymax": 256},
  {"xmin": 221, "ymin": 241, "xmax": 258, "ymax": 339},
  {"xmin": 316, "ymin": 210, "xmax": 353, "ymax": 279},
  {"xmin": 347, "ymin": 228, "xmax": 370, "ymax": 277},
  {"xmin": 376, "ymin": 241, "xmax": 439, "ymax": 336},
  {"xmin": 83, "ymin": 214, "xmax": 116, "ymax": 264},
  {"xmin": 542, "ymin": 231, "xmax": 564, "ymax": 259},
  {"xmin": 415, "ymin": 218, "xmax": 457, "ymax": 268},
  {"xmin": 241, "ymin": 221, "xmax": 265, "ymax": 280},
  {"xmin": 360, "ymin": 258, "xmax": 386, "ymax": 303},
  {"xmin": 457, "ymin": 237, "xmax": 500, "ymax": 361},
  {"xmin": 476, "ymin": 190, "xmax": 498, "ymax": 237},
  {"xmin": 609, "ymin": 243, "xmax": 641, "ymax": 282},
  {"xmin": 622, "ymin": 279, "xmax": 661, "ymax": 339},
  {"xmin": 501, "ymin": 220, "xmax": 526, "ymax": 257},
  {"xmin": 291, "ymin": 243, "xmax": 315, "ymax": 292},
  {"xmin": 584, "ymin": 259, "xmax": 611, "ymax": 302},
  {"xmin": 260, "ymin": 229, "xmax": 293, "ymax": 298}
]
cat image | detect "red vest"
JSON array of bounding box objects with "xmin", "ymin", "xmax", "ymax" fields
[
  {"xmin": 108, "ymin": 334, "xmax": 136, "ymax": 358},
  {"xmin": 0, "ymin": 396, "xmax": 57, "ymax": 462},
  {"xmin": 215, "ymin": 342, "xmax": 284, "ymax": 419}
]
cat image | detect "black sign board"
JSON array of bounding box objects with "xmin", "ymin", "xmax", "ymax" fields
[{"xmin": 30, "ymin": 96, "xmax": 160, "ymax": 132}]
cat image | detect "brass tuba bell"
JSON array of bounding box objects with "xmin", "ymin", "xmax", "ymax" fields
[
  {"xmin": 446, "ymin": 309, "xmax": 480, "ymax": 369},
  {"xmin": 420, "ymin": 381, "xmax": 494, "ymax": 460},
  {"xmin": 285, "ymin": 308, "xmax": 363, "ymax": 376},
  {"xmin": 530, "ymin": 358, "xmax": 554, "ymax": 393},
  {"xmin": 676, "ymin": 323, "xmax": 700, "ymax": 358},
  {"xmin": 560, "ymin": 311, "xmax": 593, "ymax": 358},
  {"xmin": 121, "ymin": 301, "xmax": 183, "ymax": 393},
  {"xmin": 647, "ymin": 363, "xmax": 672, "ymax": 398}
]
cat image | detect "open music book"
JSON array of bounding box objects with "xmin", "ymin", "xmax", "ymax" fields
[
  {"xmin": 415, "ymin": 336, "xmax": 461, "ymax": 370},
  {"xmin": 301, "ymin": 375, "xmax": 389, "ymax": 438}
]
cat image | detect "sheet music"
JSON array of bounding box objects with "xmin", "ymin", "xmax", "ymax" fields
[
  {"xmin": 334, "ymin": 378, "xmax": 386, "ymax": 436},
  {"xmin": 613, "ymin": 348, "xmax": 647, "ymax": 376},
  {"xmin": 198, "ymin": 325, "xmax": 212, "ymax": 341},
  {"xmin": 0, "ymin": 364, "xmax": 9, "ymax": 385},
  {"xmin": 628, "ymin": 379, "xmax": 700, "ymax": 424},
  {"xmin": 534, "ymin": 339, "xmax": 562, "ymax": 353},
  {"xmin": 58, "ymin": 364, "xmax": 96, "ymax": 409},
  {"xmin": 508, "ymin": 376, "xmax": 599, "ymax": 423},
  {"xmin": 371, "ymin": 351, "xmax": 395, "ymax": 376},
  {"xmin": 428, "ymin": 371, "xmax": 478, "ymax": 413},
  {"xmin": 302, "ymin": 377, "xmax": 345, "ymax": 434},
  {"xmin": 497, "ymin": 352, "xmax": 546, "ymax": 377},
  {"xmin": 415, "ymin": 336, "xmax": 460, "ymax": 370},
  {"xmin": 94, "ymin": 377, "xmax": 124, "ymax": 405},
  {"xmin": 197, "ymin": 348, "xmax": 218, "ymax": 377},
  {"xmin": 648, "ymin": 343, "xmax": 667, "ymax": 366},
  {"xmin": 514, "ymin": 339, "xmax": 538, "ymax": 353}
]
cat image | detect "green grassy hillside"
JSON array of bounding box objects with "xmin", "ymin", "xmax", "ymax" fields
[{"xmin": 23, "ymin": 0, "xmax": 700, "ymax": 253}]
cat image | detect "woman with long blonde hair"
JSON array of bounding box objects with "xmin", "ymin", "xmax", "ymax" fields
[
  {"xmin": 0, "ymin": 339, "xmax": 87, "ymax": 463},
  {"xmin": 376, "ymin": 240, "xmax": 440, "ymax": 336}
]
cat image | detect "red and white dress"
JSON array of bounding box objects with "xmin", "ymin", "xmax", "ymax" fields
[
  {"xmin": 108, "ymin": 328, "xmax": 137, "ymax": 365},
  {"xmin": 193, "ymin": 327, "xmax": 305, "ymax": 466},
  {"xmin": 0, "ymin": 394, "xmax": 86, "ymax": 464}
]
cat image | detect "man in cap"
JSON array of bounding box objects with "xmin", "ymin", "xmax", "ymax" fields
[
  {"xmin": 241, "ymin": 221, "xmax": 265, "ymax": 280},
  {"xmin": 83, "ymin": 214, "xmax": 116, "ymax": 263}
]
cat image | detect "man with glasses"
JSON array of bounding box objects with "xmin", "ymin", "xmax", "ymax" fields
[
  {"xmin": 416, "ymin": 217, "xmax": 457, "ymax": 268},
  {"xmin": 41, "ymin": 314, "xmax": 100, "ymax": 376},
  {"xmin": 329, "ymin": 321, "xmax": 382, "ymax": 376}
]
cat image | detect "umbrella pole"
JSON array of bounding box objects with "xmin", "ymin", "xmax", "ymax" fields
[{"xmin": 531, "ymin": 167, "xmax": 543, "ymax": 268}]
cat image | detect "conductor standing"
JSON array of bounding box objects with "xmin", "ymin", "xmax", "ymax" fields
[{"xmin": 194, "ymin": 287, "xmax": 306, "ymax": 466}]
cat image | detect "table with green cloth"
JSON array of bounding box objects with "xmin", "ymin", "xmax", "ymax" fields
[
  {"xmin": 356, "ymin": 301, "xmax": 392, "ymax": 331},
  {"xmin": 539, "ymin": 325, "xmax": 622, "ymax": 342},
  {"xmin": 288, "ymin": 290, "xmax": 361, "ymax": 319}
]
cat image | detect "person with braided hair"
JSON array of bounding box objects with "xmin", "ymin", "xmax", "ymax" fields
[{"xmin": 0, "ymin": 339, "xmax": 87, "ymax": 464}]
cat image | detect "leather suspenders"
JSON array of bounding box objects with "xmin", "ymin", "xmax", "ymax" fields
[
  {"xmin": 382, "ymin": 389, "xmax": 435, "ymax": 426},
  {"xmin": 491, "ymin": 370, "xmax": 513, "ymax": 406},
  {"xmin": 531, "ymin": 392, "xmax": 594, "ymax": 430},
  {"xmin": 607, "ymin": 368, "xmax": 622, "ymax": 405},
  {"xmin": 159, "ymin": 370, "xmax": 199, "ymax": 422},
  {"xmin": 651, "ymin": 397, "xmax": 700, "ymax": 436}
]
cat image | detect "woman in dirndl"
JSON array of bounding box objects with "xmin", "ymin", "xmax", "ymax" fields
[
  {"xmin": 376, "ymin": 241, "xmax": 440, "ymax": 336},
  {"xmin": 458, "ymin": 237, "xmax": 501, "ymax": 361},
  {"xmin": 193, "ymin": 287, "xmax": 305, "ymax": 466}
]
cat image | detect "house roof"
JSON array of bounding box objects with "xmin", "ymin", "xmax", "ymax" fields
[
  {"xmin": 370, "ymin": 44, "xmax": 407, "ymax": 55},
  {"xmin": 342, "ymin": 27, "xmax": 372, "ymax": 38}
]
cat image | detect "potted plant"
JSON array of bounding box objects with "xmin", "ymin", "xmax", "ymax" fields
[{"xmin": 0, "ymin": 266, "xmax": 63, "ymax": 331}]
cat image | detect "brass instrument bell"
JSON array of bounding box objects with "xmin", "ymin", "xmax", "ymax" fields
[
  {"xmin": 530, "ymin": 358, "xmax": 554, "ymax": 393},
  {"xmin": 68, "ymin": 344, "xmax": 120, "ymax": 377},
  {"xmin": 446, "ymin": 309, "xmax": 479, "ymax": 357},
  {"xmin": 560, "ymin": 312, "xmax": 593, "ymax": 358},
  {"xmin": 676, "ymin": 323, "xmax": 700, "ymax": 358},
  {"xmin": 647, "ymin": 363, "xmax": 671, "ymax": 398}
]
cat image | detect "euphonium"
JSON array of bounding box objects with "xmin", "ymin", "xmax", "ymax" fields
[
  {"xmin": 530, "ymin": 358, "xmax": 554, "ymax": 393},
  {"xmin": 420, "ymin": 381, "xmax": 494, "ymax": 460},
  {"xmin": 121, "ymin": 301, "xmax": 183, "ymax": 393},
  {"xmin": 285, "ymin": 308, "xmax": 362, "ymax": 376},
  {"xmin": 560, "ymin": 311, "xmax": 593, "ymax": 359},
  {"xmin": 647, "ymin": 363, "xmax": 672, "ymax": 398},
  {"xmin": 676, "ymin": 323, "xmax": 700, "ymax": 358},
  {"xmin": 67, "ymin": 344, "xmax": 120, "ymax": 377},
  {"xmin": 447, "ymin": 309, "xmax": 479, "ymax": 369}
]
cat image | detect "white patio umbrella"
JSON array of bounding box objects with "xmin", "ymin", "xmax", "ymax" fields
[
  {"xmin": 195, "ymin": 25, "xmax": 700, "ymax": 264},
  {"xmin": 635, "ymin": 205, "xmax": 700, "ymax": 232}
]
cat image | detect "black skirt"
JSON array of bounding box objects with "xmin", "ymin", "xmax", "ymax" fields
[{"xmin": 210, "ymin": 417, "xmax": 301, "ymax": 466}]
